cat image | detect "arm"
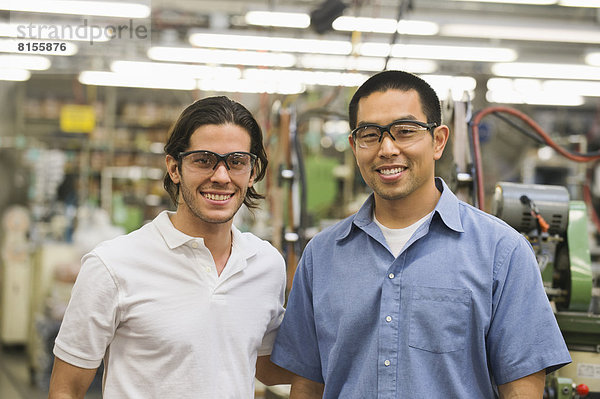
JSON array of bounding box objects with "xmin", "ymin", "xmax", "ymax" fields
[
  {"xmin": 48, "ymin": 357, "xmax": 97, "ymax": 399},
  {"xmin": 498, "ymin": 370, "xmax": 545, "ymax": 399},
  {"xmin": 289, "ymin": 374, "xmax": 324, "ymax": 399},
  {"xmin": 255, "ymin": 355, "xmax": 293, "ymax": 385}
]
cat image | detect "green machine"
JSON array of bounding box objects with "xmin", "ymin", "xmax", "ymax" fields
[{"xmin": 493, "ymin": 182, "xmax": 599, "ymax": 399}]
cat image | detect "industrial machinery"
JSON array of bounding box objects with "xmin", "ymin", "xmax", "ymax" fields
[
  {"xmin": 492, "ymin": 182, "xmax": 599, "ymax": 398},
  {"xmin": 464, "ymin": 105, "xmax": 600, "ymax": 399}
]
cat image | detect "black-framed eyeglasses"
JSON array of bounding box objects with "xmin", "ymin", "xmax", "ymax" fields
[
  {"xmin": 351, "ymin": 119, "xmax": 438, "ymax": 149},
  {"xmin": 178, "ymin": 150, "xmax": 257, "ymax": 175}
]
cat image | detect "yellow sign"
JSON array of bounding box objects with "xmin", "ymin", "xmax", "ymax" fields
[{"xmin": 60, "ymin": 104, "xmax": 96, "ymax": 133}]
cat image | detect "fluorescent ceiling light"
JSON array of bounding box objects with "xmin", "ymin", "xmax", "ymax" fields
[
  {"xmin": 543, "ymin": 80, "xmax": 600, "ymax": 97},
  {"xmin": 357, "ymin": 42, "xmax": 391, "ymax": 57},
  {"xmin": 0, "ymin": 0, "xmax": 151, "ymax": 18},
  {"xmin": 0, "ymin": 68, "xmax": 31, "ymax": 81},
  {"xmin": 298, "ymin": 54, "xmax": 386, "ymax": 71},
  {"xmin": 357, "ymin": 42, "xmax": 516, "ymax": 62},
  {"xmin": 390, "ymin": 43, "xmax": 517, "ymax": 62},
  {"xmin": 422, "ymin": 74, "xmax": 477, "ymax": 101},
  {"xmin": 397, "ymin": 20, "xmax": 439, "ymax": 35},
  {"xmin": 245, "ymin": 11, "xmax": 310, "ymax": 28},
  {"xmin": 441, "ymin": 23, "xmax": 600, "ymax": 44},
  {"xmin": 492, "ymin": 62, "xmax": 600, "ymax": 80},
  {"xmin": 243, "ymin": 68, "xmax": 369, "ymax": 87},
  {"xmin": 189, "ymin": 32, "xmax": 351, "ymax": 55},
  {"xmin": 486, "ymin": 79, "xmax": 584, "ymax": 106},
  {"xmin": 559, "ymin": 0, "xmax": 600, "ymax": 6},
  {"xmin": 79, "ymin": 71, "xmax": 196, "ymax": 90},
  {"xmin": 332, "ymin": 16, "xmax": 438, "ymax": 35},
  {"xmin": 111, "ymin": 61, "xmax": 242, "ymax": 79},
  {"xmin": 586, "ymin": 52, "xmax": 600, "ymax": 66},
  {"xmin": 385, "ymin": 59, "xmax": 438, "ymax": 73},
  {"xmin": 198, "ymin": 78, "xmax": 304, "ymax": 95},
  {"xmin": 297, "ymin": 55, "xmax": 436, "ymax": 73},
  {"xmin": 489, "ymin": 77, "xmax": 600, "ymax": 98},
  {"xmin": 486, "ymin": 90, "xmax": 583, "ymax": 106},
  {"xmin": 0, "ymin": 54, "xmax": 50, "ymax": 70},
  {"xmin": 452, "ymin": 0, "xmax": 556, "ymax": 4},
  {"xmin": 0, "ymin": 38, "xmax": 78, "ymax": 55},
  {"xmin": 332, "ymin": 16, "xmax": 397, "ymax": 34},
  {"xmin": 148, "ymin": 46, "xmax": 296, "ymax": 68},
  {"xmin": 0, "ymin": 22, "xmax": 110, "ymax": 42}
]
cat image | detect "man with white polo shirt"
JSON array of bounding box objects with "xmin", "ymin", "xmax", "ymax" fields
[{"xmin": 48, "ymin": 96, "xmax": 291, "ymax": 399}]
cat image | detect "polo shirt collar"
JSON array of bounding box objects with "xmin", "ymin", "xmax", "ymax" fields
[
  {"xmin": 338, "ymin": 177, "xmax": 464, "ymax": 241},
  {"xmin": 154, "ymin": 210, "xmax": 258, "ymax": 258},
  {"xmin": 155, "ymin": 211, "xmax": 199, "ymax": 249}
]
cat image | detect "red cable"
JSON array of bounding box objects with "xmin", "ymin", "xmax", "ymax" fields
[{"xmin": 471, "ymin": 106, "xmax": 600, "ymax": 211}]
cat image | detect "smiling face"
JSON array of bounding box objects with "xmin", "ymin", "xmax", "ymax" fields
[
  {"xmin": 349, "ymin": 89, "xmax": 448, "ymax": 208},
  {"xmin": 167, "ymin": 123, "xmax": 254, "ymax": 230}
]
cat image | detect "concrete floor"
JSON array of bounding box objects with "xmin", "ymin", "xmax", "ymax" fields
[{"xmin": 0, "ymin": 345, "xmax": 102, "ymax": 399}]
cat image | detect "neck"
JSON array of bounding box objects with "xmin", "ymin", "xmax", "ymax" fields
[
  {"xmin": 169, "ymin": 210, "xmax": 233, "ymax": 275},
  {"xmin": 374, "ymin": 180, "xmax": 440, "ymax": 229}
]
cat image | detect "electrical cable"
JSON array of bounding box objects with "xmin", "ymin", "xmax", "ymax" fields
[
  {"xmin": 383, "ymin": 0, "xmax": 412, "ymax": 71},
  {"xmin": 582, "ymin": 180, "xmax": 600, "ymax": 233},
  {"xmin": 470, "ymin": 105, "xmax": 600, "ymax": 211},
  {"xmin": 491, "ymin": 113, "xmax": 545, "ymax": 145}
]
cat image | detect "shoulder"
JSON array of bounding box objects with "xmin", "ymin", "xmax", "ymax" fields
[
  {"xmin": 92, "ymin": 221, "xmax": 158, "ymax": 258},
  {"xmin": 456, "ymin": 200, "xmax": 524, "ymax": 242},
  {"xmin": 310, "ymin": 214, "xmax": 356, "ymax": 246},
  {"xmin": 239, "ymin": 231, "xmax": 285, "ymax": 262}
]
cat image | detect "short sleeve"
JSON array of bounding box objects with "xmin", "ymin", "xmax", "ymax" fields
[
  {"xmin": 53, "ymin": 252, "xmax": 120, "ymax": 369},
  {"xmin": 487, "ymin": 237, "xmax": 571, "ymax": 384},
  {"xmin": 258, "ymin": 252, "xmax": 287, "ymax": 356},
  {"xmin": 271, "ymin": 245, "xmax": 324, "ymax": 383}
]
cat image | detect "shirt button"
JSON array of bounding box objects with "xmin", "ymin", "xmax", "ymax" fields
[
  {"xmin": 190, "ymin": 241, "xmax": 199, "ymax": 249},
  {"xmin": 205, "ymin": 266, "xmax": 211, "ymax": 273},
  {"xmin": 388, "ymin": 273, "xmax": 395, "ymax": 279},
  {"xmin": 385, "ymin": 316, "xmax": 392, "ymax": 322},
  {"xmin": 384, "ymin": 360, "xmax": 391, "ymax": 366}
]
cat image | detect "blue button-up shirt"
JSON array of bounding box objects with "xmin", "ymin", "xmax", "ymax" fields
[{"xmin": 272, "ymin": 178, "xmax": 570, "ymax": 398}]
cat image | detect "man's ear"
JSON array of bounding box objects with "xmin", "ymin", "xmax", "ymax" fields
[
  {"xmin": 433, "ymin": 125, "xmax": 450, "ymax": 161},
  {"xmin": 348, "ymin": 135, "xmax": 357, "ymax": 157},
  {"xmin": 166, "ymin": 155, "xmax": 181, "ymax": 184},
  {"xmin": 248, "ymin": 164, "xmax": 256, "ymax": 188}
]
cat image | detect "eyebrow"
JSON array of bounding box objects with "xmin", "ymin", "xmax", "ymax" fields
[{"xmin": 356, "ymin": 115, "xmax": 420, "ymax": 127}]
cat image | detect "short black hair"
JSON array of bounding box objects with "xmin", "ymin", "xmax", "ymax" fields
[
  {"xmin": 163, "ymin": 96, "xmax": 267, "ymax": 209},
  {"xmin": 348, "ymin": 70, "xmax": 442, "ymax": 130}
]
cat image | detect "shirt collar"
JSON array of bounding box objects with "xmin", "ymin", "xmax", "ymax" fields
[
  {"xmin": 433, "ymin": 177, "xmax": 464, "ymax": 233},
  {"xmin": 338, "ymin": 177, "xmax": 464, "ymax": 241},
  {"xmin": 155, "ymin": 211, "xmax": 199, "ymax": 249},
  {"xmin": 154, "ymin": 210, "xmax": 258, "ymax": 258}
]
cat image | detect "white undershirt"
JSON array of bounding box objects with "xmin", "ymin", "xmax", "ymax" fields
[{"xmin": 374, "ymin": 210, "xmax": 434, "ymax": 258}]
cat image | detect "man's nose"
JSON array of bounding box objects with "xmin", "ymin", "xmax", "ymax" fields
[
  {"xmin": 378, "ymin": 131, "xmax": 400, "ymax": 156},
  {"xmin": 210, "ymin": 162, "xmax": 231, "ymax": 182}
]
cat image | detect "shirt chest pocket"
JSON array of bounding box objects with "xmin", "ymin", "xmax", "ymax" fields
[{"xmin": 408, "ymin": 286, "xmax": 472, "ymax": 354}]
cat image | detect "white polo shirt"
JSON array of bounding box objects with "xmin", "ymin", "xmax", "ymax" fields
[{"xmin": 54, "ymin": 211, "xmax": 286, "ymax": 399}]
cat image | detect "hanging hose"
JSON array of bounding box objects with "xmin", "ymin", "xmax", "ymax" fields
[{"xmin": 469, "ymin": 106, "xmax": 600, "ymax": 211}]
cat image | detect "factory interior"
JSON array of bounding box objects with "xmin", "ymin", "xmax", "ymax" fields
[{"xmin": 1, "ymin": 0, "xmax": 600, "ymax": 397}]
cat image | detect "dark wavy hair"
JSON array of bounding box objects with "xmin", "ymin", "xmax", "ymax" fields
[
  {"xmin": 163, "ymin": 96, "xmax": 267, "ymax": 209},
  {"xmin": 348, "ymin": 70, "xmax": 442, "ymax": 131}
]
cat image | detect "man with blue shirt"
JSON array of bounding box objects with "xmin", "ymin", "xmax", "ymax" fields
[{"xmin": 271, "ymin": 70, "xmax": 571, "ymax": 398}]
